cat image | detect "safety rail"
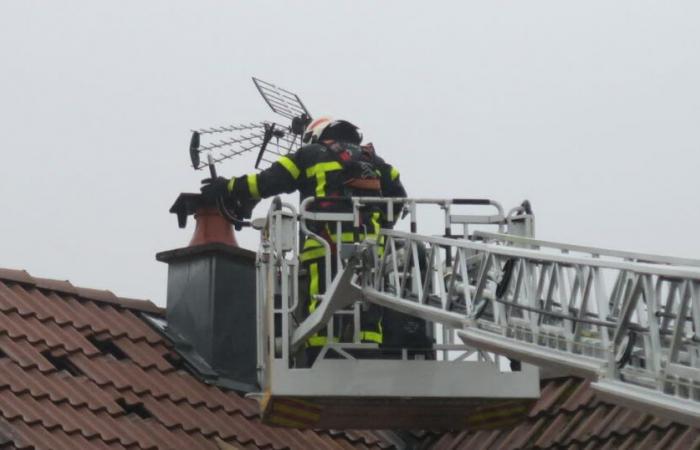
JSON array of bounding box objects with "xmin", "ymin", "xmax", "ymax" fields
[
  {"xmin": 474, "ymin": 230, "xmax": 700, "ymax": 268},
  {"xmin": 350, "ymin": 228, "xmax": 700, "ymax": 426},
  {"xmin": 290, "ymin": 196, "xmax": 531, "ymax": 359},
  {"xmin": 255, "ymin": 198, "xmax": 300, "ymax": 376},
  {"xmin": 257, "ymin": 196, "xmax": 532, "ymax": 371},
  {"xmin": 296, "ymin": 196, "xmax": 518, "ymax": 298}
]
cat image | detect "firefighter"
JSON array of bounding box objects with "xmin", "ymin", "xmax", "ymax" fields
[{"xmin": 201, "ymin": 117, "xmax": 407, "ymax": 364}]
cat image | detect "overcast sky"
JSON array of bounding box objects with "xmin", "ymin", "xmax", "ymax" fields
[{"xmin": 1, "ymin": 1, "xmax": 699, "ymax": 306}]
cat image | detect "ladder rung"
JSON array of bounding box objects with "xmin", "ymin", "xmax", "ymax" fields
[{"xmin": 665, "ymin": 363, "xmax": 700, "ymax": 383}]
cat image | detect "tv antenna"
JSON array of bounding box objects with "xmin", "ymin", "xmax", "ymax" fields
[{"xmin": 188, "ymin": 78, "xmax": 312, "ymax": 172}]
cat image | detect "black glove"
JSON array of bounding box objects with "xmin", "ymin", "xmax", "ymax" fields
[
  {"xmin": 200, "ymin": 176, "xmax": 229, "ymax": 200},
  {"xmin": 236, "ymin": 198, "xmax": 260, "ymax": 219}
]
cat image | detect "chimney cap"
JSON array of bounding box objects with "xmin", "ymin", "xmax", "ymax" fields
[{"xmin": 169, "ymin": 193, "xmax": 215, "ymax": 228}]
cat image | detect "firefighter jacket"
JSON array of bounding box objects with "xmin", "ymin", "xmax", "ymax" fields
[{"xmin": 225, "ymin": 141, "xmax": 406, "ymax": 206}]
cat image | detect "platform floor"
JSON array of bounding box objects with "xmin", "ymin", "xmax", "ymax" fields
[{"xmin": 261, "ymin": 394, "xmax": 535, "ymax": 430}]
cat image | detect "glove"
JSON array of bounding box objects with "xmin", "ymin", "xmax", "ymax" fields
[
  {"xmin": 200, "ymin": 176, "xmax": 230, "ymax": 200},
  {"xmin": 236, "ymin": 198, "xmax": 260, "ymax": 219}
]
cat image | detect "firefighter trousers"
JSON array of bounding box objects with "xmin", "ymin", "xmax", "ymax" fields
[{"xmin": 299, "ymin": 237, "xmax": 383, "ymax": 365}]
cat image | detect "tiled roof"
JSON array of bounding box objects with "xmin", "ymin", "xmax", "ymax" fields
[
  {"xmin": 431, "ymin": 376, "xmax": 700, "ymax": 450},
  {"xmin": 1, "ymin": 267, "xmax": 698, "ymax": 450},
  {"xmin": 0, "ymin": 268, "xmax": 394, "ymax": 450}
]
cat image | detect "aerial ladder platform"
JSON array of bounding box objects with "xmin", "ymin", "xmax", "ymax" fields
[
  {"xmin": 185, "ymin": 78, "xmax": 700, "ymax": 431},
  {"xmin": 253, "ymin": 196, "xmax": 700, "ymax": 430}
]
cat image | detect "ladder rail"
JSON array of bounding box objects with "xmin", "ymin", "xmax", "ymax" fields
[
  {"xmin": 359, "ymin": 228, "xmax": 700, "ymax": 427},
  {"xmin": 378, "ymin": 229, "xmax": 700, "ymax": 350},
  {"xmin": 475, "ymin": 231, "xmax": 700, "ymax": 267},
  {"xmin": 383, "ymin": 229, "xmax": 700, "ymax": 280}
]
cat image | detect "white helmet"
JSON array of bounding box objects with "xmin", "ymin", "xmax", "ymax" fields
[
  {"xmin": 302, "ymin": 116, "xmax": 332, "ymax": 144},
  {"xmin": 302, "ymin": 117, "xmax": 363, "ymax": 145}
]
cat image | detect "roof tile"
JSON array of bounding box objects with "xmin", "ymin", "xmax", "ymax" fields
[
  {"xmin": 111, "ymin": 337, "xmax": 172, "ymax": 372},
  {"xmin": 0, "ymin": 359, "xmax": 121, "ymax": 415},
  {"xmin": 0, "ymin": 311, "xmax": 99, "ymax": 355},
  {"xmin": 0, "ymin": 335, "xmax": 54, "ymax": 372},
  {"xmin": 0, "ymin": 270, "xmax": 34, "ymax": 286},
  {"xmin": 670, "ymin": 427, "xmax": 700, "ymax": 450},
  {"xmin": 33, "ymin": 278, "xmax": 78, "ymax": 297}
]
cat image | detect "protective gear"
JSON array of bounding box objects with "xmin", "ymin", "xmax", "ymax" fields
[
  {"xmin": 227, "ymin": 143, "xmax": 404, "ymax": 202},
  {"xmin": 200, "ymin": 176, "xmax": 230, "ymax": 200},
  {"xmin": 235, "ymin": 197, "xmax": 259, "ymax": 220},
  {"xmin": 301, "ymin": 240, "xmax": 384, "ymax": 362},
  {"xmin": 321, "ymin": 120, "xmax": 363, "ymax": 145},
  {"xmin": 302, "ymin": 117, "xmax": 363, "ymax": 145},
  {"xmin": 302, "ymin": 116, "xmax": 332, "ymax": 144},
  {"xmin": 329, "ymin": 142, "xmax": 382, "ymax": 194}
]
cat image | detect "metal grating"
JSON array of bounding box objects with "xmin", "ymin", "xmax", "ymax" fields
[
  {"xmin": 252, "ymin": 77, "xmax": 309, "ymax": 120},
  {"xmin": 190, "ymin": 121, "xmax": 301, "ymax": 171}
]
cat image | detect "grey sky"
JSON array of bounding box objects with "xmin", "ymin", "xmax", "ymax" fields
[{"xmin": 1, "ymin": 1, "xmax": 699, "ymax": 306}]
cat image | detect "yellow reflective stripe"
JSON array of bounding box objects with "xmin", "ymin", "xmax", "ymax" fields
[
  {"xmin": 305, "ymin": 161, "xmax": 343, "ymax": 177},
  {"xmin": 278, "ymin": 156, "xmax": 300, "ymax": 179},
  {"xmin": 227, "ymin": 177, "xmax": 235, "ymax": 193},
  {"xmin": 329, "ymin": 231, "xmax": 358, "ymax": 243},
  {"xmin": 371, "ymin": 211, "xmax": 381, "ymax": 235},
  {"xmin": 390, "ymin": 166, "xmax": 400, "ymax": 181},
  {"xmin": 247, "ymin": 173, "xmax": 260, "ymax": 199},
  {"xmin": 306, "ymin": 335, "xmax": 328, "ymax": 347},
  {"xmin": 306, "ymin": 335, "xmax": 339, "ymax": 347},
  {"xmin": 309, "ymin": 263, "xmax": 319, "ymax": 296},
  {"xmin": 300, "ymin": 247, "xmax": 326, "ymax": 262},
  {"xmin": 309, "ymin": 263, "xmax": 319, "ymax": 313},
  {"xmin": 315, "ymin": 171, "xmax": 327, "ymax": 197},
  {"xmin": 303, "ymin": 238, "xmax": 323, "ymax": 249},
  {"xmin": 360, "ymin": 331, "xmax": 383, "ymax": 344},
  {"xmin": 305, "ymin": 161, "xmax": 342, "ymax": 197}
]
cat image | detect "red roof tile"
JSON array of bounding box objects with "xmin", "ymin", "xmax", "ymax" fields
[
  {"xmin": 0, "ymin": 269, "xmax": 162, "ymax": 315},
  {"xmin": 0, "ymin": 268, "xmax": 393, "ymax": 450}
]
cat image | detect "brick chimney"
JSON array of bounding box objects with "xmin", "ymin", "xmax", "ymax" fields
[{"xmin": 156, "ymin": 193, "xmax": 257, "ymax": 392}]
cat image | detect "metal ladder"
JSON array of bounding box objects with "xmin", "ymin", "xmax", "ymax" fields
[{"xmin": 287, "ymin": 197, "xmax": 700, "ymax": 428}]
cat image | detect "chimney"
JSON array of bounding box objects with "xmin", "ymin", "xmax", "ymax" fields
[{"xmin": 156, "ymin": 193, "xmax": 258, "ymax": 392}]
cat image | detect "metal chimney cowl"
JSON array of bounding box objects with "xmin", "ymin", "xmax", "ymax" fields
[{"xmin": 156, "ymin": 193, "xmax": 257, "ymax": 392}]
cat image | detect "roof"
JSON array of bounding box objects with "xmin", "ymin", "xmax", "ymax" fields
[
  {"xmin": 0, "ymin": 268, "xmax": 394, "ymax": 450},
  {"xmin": 432, "ymin": 376, "xmax": 700, "ymax": 450},
  {"xmin": 0, "ymin": 267, "xmax": 697, "ymax": 450}
]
